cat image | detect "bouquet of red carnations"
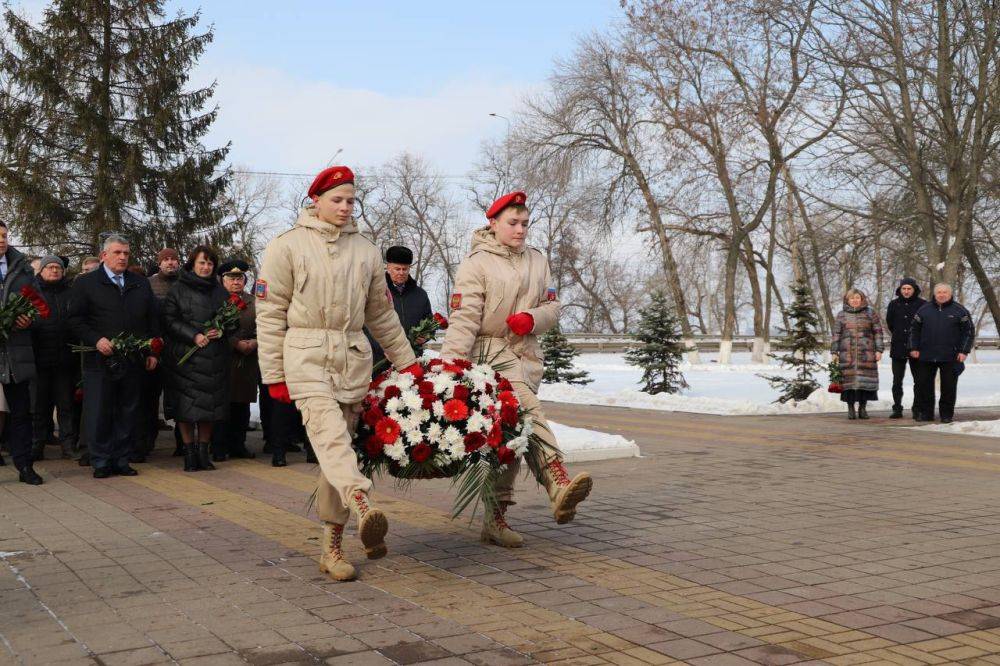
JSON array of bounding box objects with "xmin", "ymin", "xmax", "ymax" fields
[
  {"xmin": 372, "ymin": 312, "xmax": 449, "ymax": 374},
  {"xmin": 0, "ymin": 286, "xmax": 50, "ymax": 341},
  {"xmin": 827, "ymin": 360, "xmax": 844, "ymax": 393},
  {"xmin": 71, "ymin": 334, "xmax": 164, "ymax": 379},
  {"xmin": 177, "ymin": 293, "xmax": 245, "ymax": 365},
  {"xmin": 354, "ymin": 353, "xmax": 549, "ymax": 519}
]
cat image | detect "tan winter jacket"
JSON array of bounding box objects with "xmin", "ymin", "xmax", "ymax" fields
[
  {"xmin": 256, "ymin": 207, "xmax": 416, "ymax": 403},
  {"xmin": 440, "ymin": 226, "xmax": 559, "ymax": 392}
]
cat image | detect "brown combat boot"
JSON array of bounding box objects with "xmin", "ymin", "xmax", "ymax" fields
[
  {"xmin": 481, "ymin": 503, "xmax": 524, "ymax": 548},
  {"xmin": 350, "ymin": 490, "xmax": 388, "ymax": 559},
  {"xmin": 318, "ymin": 522, "xmax": 356, "ymax": 581},
  {"xmin": 543, "ymin": 459, "xmax": 593, "ymax": 524}
]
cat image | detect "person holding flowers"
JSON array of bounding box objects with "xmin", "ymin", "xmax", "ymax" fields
[
  {"xmin": 0, "ymin": 222, "xmax": 47, "ymax": 485},
  {"xmin": 440, "ymin": 191, "xmax": 593, "ymax": 548},
  {"xmin": 256, "ymin": 166, "xmax": 419, "ymax": 582},
  {"xmin": 162, "ymin": 245, "xmax": 235, "ymax": 472},
  {"xmin": 68, "ymin": 233, "xmax": 160, "ymax": 479}
]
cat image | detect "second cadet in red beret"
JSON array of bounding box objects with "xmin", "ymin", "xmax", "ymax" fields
[
  {"xmin": 308, "ymin": 166, "xmax": 355, "ymax": 199},
  {"xmin": 485, "ymin": 190, "xmax": 527, "ymax": 219}
]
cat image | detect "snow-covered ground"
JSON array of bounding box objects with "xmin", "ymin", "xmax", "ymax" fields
[
  {"xmin": 913, "ymin": 420, "xmax": 1000, "ymax": 440},
  {"xmin": 539, "ymin": 351, "xmax": 1000, "ymax": 416}
]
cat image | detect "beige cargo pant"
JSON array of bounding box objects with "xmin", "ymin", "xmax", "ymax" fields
[
  {"xmin": 494, "ymin": 381, "xmax": 562, "ymax": 505},
  {"xmin": 296, "ymin": 397, "xmax": 369, "ymax": 525}
]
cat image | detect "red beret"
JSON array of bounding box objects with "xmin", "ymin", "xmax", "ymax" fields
[
  {"xmin": 308, "ymin": 166, "xmax": 355, "ymax": 198},
  {"xmin": 486, "ymin": 191, "xmax": 527, "ymax": 219}
]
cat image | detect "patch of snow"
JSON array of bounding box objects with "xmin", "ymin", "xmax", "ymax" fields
[
  {"xmin": 913, "ymin": 420, "xmax": 1000, "ymax": 439},
  {"xmin": 548, "ymin": 421, "xmax": 639, "ymax": 462}
]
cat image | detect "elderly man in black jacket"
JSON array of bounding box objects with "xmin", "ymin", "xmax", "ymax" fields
[
  {"xmin": 68, "ymin": 234, "xmax": 160, "ymax": 478},
  {"xmin": 885, "ymin": 278, "xmax": 926, "ymax": 419},
  {"xmin": 0, "ymin": 223, "xmax": 43, "ymax": 484},
  {"xmin": 31, "ymin": 255, "xmax": 77, "ymax": 461},
  {"xmin": 909, "ymin": 283, "xmax": 975, "ymax": 424},
  {"xmin": 365, "ymin": 245, "xmax": 432, "ymax": 373}
]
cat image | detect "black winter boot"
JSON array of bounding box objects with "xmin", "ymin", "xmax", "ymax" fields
[
  {"xmin": 19, "ymin": 464, "xmax": 43, "ymax": 485},
  {"xmin": 30, "ymin": 442, "xmax": 45, "ymax": 461},
  {"xmin": 183, "ymin": 443, "xmax": 198, "ymax": 472},
  {"xmin": 272, "ymin": 444, "xmax": 287, "ymax": 468},
  {"xmin": 858, "ymin": 402, "xmax": 870, "ymax": 420},
  {"xmin": 890, "ymin": 405, "xmax": 903, "ymax": 419},
  {"xmin": 847, "ymin": 402, "xmax": 857, "ymax": 420},
  {"xmin": 197, "ymin": 442, "xmax": 215, "ymax": 471}
]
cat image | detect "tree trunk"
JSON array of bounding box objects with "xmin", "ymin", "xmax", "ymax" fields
[
  {"xmin": 740, "ymin": 237, "xmax": 765, "ymax": 363},
  {"xmin": 718, "ymin": 237, "xmax": 742, "ymax": 365},
  {"xmin": 964, "ymin": 239, "xmax": 1000, "ymax": 338},
  {"xmin": 786, "ymin": 169, "xmax": 835, "ymax": 332}
]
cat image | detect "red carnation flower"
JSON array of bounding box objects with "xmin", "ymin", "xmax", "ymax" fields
[
  {"xmin": 453, "ymin": 384, "xmax": 470, "ymax": 402},
  {"xmin": 411, "ymin": 442, "xmax": 432, "ymax": 463},
  {"xmin": 442, "ymin": 399, "xmax": 469, "ymax": 422},
  {"xmin": 464, "ymin": 431, "xmax": 486, "ymax": 452},
  {"xmin": 500, "ymin": 404, "xmax": 518, "ymax": 427},
  {"xmin": 428, "ymin": 358, "xmax": 444, "ymax": 369},
  {"xmin": 421, "ymin": 395, "xmax": 436, "ymax": 410},
  {"xmin": 375, "ymin": 417, "xmax": 401, "ymax": 444},
  {"xmin": 497, "ymin": 390, "xmax": 518, "ymax": 408},
  {"xmin": 455, "ymin": 359, "xmax": 473, "ymax": 370},
  {"xmin": 149, "ymin": 337, "xmax": 164, "ymax": 356},
  {"xmin": 442, "ymin": 363, "xmax": 465, "ymax": 377},
  {"xmin": 35, "ymin": 303, "xmax": 51, "ymax": 319},
  {"xmin": 370, "ymin": 373, "xmax": 388, "ymax": 390},
  {"xmin": 496, "ymin": 446, "xmax": 516, "ymax": 465},
  {"xmin": 418, "ymin": 380, "xmax": 435, "ymax": 394},
  {"xmin": 483, "ymin": 382, "xmax": 494, "ymax": 395},
  {"xmin": 365, "ymin": 435, "xmax": 385, "ymax": 457},
  {"xmin": 363, "ymin": 406, "xmax": 384, "ymax": 427},
  {"xmin": 384, "ymin": 385, "xmax": 402, "ymax": 400},
  {"xmin": 498, "ymin": 378, "xmax": 513, "ymax": 392},
  {"xmin": 488, "ymin": 422, "xmax": 503, "ymax": 448},
  {"xmin": 401, "ymin": 363, "xmax": 424, "ymax": 380},
  {"xmin": 19, "ymin": 285, "xmax": 41, "ymax": 302},
  {"xmin": 433, "ymin": 312, "xmax": 449, "ymax": 329}
]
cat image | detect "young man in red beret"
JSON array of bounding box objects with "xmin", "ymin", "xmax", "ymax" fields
[
  {"xmin": 440, "ymin": 191, "xmax": 593, "ymax": 548},
  {"xmin": 256, "ymin": 166, "xmax": 418, "ymax": 581}
]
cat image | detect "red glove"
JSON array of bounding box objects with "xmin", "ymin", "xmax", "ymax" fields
[
  {"xmin": 506, "ymin": 312, "xmax": 534, "ymax": 336},
  {"xmin": 267, "ymin": 382, "xmax": 292, "ymax": 404}
]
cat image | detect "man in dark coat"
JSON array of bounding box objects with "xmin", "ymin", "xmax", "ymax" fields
[
  {"xmin": 68, "ymin": 234, "xmax": 160, "ymax": 478},
  {"xmin": 31, "ymin": 255, "xmax": 77, "ymax": 461},
  {"xmin": 909, "ymin": 283, "xmax": 975, "ymax": 424},
  {"xmin": 365, "ymin": 245, "xmax": 432, "ymax": 373},
  {"xmin": 0, "ymin": 223, "xmax": 43, "ymax": 484},
  {"xmin": 885, "ymin": 277, "xmax": 926, "ymax": 419}
]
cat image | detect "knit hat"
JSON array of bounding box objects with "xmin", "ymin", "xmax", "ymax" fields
[
  {"xmin": 39, "ymin": 255, "xmax": 64, "ymax": 270},
  {"xmin": 156, "ymin": 248, "xmax": 180, "ymax": 263},
  {"xmin": 385, "ymin": 246, "xmax": 413, "ymax": 265}
]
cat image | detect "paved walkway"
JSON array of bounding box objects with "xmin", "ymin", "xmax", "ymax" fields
[{"xmin": 4, "ymin": 405, "xmax": 1000, "ymax": 665}]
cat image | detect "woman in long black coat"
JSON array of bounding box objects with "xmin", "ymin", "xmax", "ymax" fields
[{"xmin": 162, "ymin": 245, "xmax": 233, "ymax": 471}]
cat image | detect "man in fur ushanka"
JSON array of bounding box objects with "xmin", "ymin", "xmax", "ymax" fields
[{"xmin": 440, "ymin": 191, "xmax": 593, "ymax": 548}]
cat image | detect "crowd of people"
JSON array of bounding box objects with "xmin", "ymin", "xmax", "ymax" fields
[
  {"xmin": 832, "ymin": 280, "xmax": 975, "ymax": 422},
  {"xmin": 0, "ymin": 228, "xmax": 436, "ymax": 486}
]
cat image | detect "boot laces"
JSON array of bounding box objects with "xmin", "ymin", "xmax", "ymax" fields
[
  {"xmin": 325, "ymin": 523, "xmax": 345, "ymax": 554},
  {"xmin": 352, "ymin": 491, "xmax": 371, "ymax": 517},
  {"xmin": 547, "ymin": 460, "xmax": 571, "ymax": 487},
  {"xmin": 492, "ymin": 505, "xmax": 512, "ymax": 531}
]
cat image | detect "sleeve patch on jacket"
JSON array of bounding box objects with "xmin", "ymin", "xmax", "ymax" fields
[
  {"xmin": 450, "ymin": 293, "xmax": 462, "ymax": 310},
  {"xmin": 255, "ymin": 279, "xmax": 268, "ymax": 299},
  {"xmin": 546, "ymin": 287, "xmax": 557, "ymax": 302}
]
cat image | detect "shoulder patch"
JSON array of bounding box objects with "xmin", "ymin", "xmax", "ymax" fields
[
  {"xmin": 450, "ymin": 293, "xmax": 462, "ymax": 310},
  {"xmin": 255, "ymin": 279, "xmax": 268, "ymax": 299},
  {"xmin": 546, "ymin": 287, "xmax": 557, "ymax": 302}
]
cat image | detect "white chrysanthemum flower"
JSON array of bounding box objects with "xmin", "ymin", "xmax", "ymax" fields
[
  {"xmin": 443, "ymin": 426, "xmax": 463, "ymax": 447},
  {"xmin": 395, "ymin": 373, "xmax": 414, "ymax": 390},
  {"xmin": 446, "ymin": 440, "xmax": 466, "ymax": 461},
  {"xmin": 432, "ymin": 401, "xmax": 445, "ymax": 419},
  {"xmin": 508, "ymin": 435, "xmax": 528, "ymax": 454},
  {"xmin": 401, "ymin": 391, "xmax": 422, "ymax": 412},
  {"xmin": 385, "ymin": 441, "xmax": 407, "ymax": 462},
  {"xmin": 384, "ymin": 397, "xmax": 402, "ymax": 414},
  {"xmin": 466, "ymin": 410, "xmax": 489, "ymax": 434},
  {"xmin": 426, "ymin": 422, "xmax": 442, "ymax": 442},
  {"xmin": 404, "ymin": 428, "xmax": 424, "ymax": 445},
  {"xmin": 431, "ymin": 373, "xmax": 455, "ymax": 395},
  {"xmin": 416, "ymin": 409, "xmax": 431, "ymax": 424},
  {"xmin": 519, "ymin": 418, "xmax": 533, "ymax": 437}
]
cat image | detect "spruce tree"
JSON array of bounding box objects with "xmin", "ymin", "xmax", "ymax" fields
[
  {"xmin": 625, "ymin": 290, "xmax": 688, "ymax": 394},
  {"xmin": 0, "ymin": 1, "xmax": 230, "ymax": 264},
  {"xmin": 758, "ymin": 280, "xmax": 824, "ymax": 403},
  {"xmin": 541, "ymin": 325, "xmax": 592, "ymax": 385}
]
